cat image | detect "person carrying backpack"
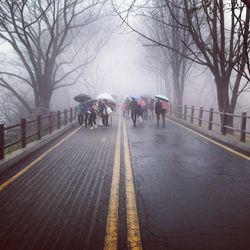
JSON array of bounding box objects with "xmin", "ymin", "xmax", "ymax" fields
[{"xmin": 161, "ymin": 100, "xmax": 168, "ymax": 127}]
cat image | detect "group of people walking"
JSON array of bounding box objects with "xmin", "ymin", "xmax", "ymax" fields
[
  {"xmin": 76, "ymin": 99, "xmax": 113, "ymax": 129},
  {"xmin": 122, "ymin": 97, "xmax": 168, "ymax": 127}
]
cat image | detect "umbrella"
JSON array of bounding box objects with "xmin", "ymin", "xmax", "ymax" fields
[
  {"xmin": 74, "ymin": 94, "xmax": 92, "ymax": 103},
  {"xmin": 155, "ymin": 94, "xmax": 169, "ymax": 102},
  {"xmin": 107, "ymin": 100, "xmax": 116, "ymax": 107},
  {"xmin": 129, "ymin": 95, "xmax": 140, "ymax": 100},
  {"xmin": 96, "ymin": 93, "xmax": 115, "ymax": 103},
  {"xmin": 83, "ymin": 99, "xmax": 98, "ymax": 106}
]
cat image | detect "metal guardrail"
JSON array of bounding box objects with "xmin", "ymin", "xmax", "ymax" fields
[
  {"xmin": 169, "ymin": 104, "xmax": 249, "ymax": 143},
  {"xmin": 0, "ymin": 108, "xmax": 76, "ymax": 160}
]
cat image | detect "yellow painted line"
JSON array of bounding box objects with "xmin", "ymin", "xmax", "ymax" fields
[
  {"xmin": 0, "ymin": 127, "xmax": 82, "ymax": 192},
  {"xmin": 123, "ymin": 121, "xmax": 142, "ymax": 250},
  {"xmin": 168, "ymin": 119, "xmax": 250, "ymax": 161},
  {"xmin": 104, "ymin": 115, "xmax": 121, "ymax": 250}
]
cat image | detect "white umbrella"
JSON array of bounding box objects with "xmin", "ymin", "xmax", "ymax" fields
[
  {"xmin": 96, "ymin": 93, "xmax": 115, "ymax": 103},
  {"xmin": 155, "ymin": 94, "xmax": 169, "ymax": 102}
]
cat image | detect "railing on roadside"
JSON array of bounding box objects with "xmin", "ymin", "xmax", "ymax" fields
[
  {"xmin": 0, "ymin": 108, "xmax": 76, "ymax": 160},
  {"xmin": 168, "ymin": 104, "xmax": 250, "ymax": 144}
]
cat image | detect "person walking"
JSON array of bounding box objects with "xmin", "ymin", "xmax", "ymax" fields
[
  {"xmin": 155, "ymin": 98, "xmax": 162, "ymax": 127},
  {"xmin": 130, "ymin": 98, "xmax": 139, "ymax": 127},
  {"xmin": 76, "ymin": 103, "xmax": 83, "ymax": 125},
  {"xmin": 100, "ymin": 100, "xmax": 109, "ymax": 127},
  {"xmin": 89, "ymin": 102, "xmax": 98, "ymax": 129},
  {"xmin": 149, "ymin": 99, "xmax": 154, "ymax": 119},
  {"xmin": 161, "ymin": 100, "xmax": 168, "ymax": 127},
  {"xmin": 83, "ymin": 103, "xmax": 91, "ymax": 128},
  {"xmin": 137, "ymin": 98, "xmax": 145, "ymax": 124}
]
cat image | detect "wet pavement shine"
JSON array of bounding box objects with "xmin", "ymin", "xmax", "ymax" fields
[
  {"xmin": 125, "ymin": 117, "xmax": 250, "ymax": 250},
  {"xmin": 0, "ymin": 114, "xmax": 250, "ymax": 250}
]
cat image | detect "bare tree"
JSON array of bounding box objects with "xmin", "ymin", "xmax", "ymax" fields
[
  {"xmin": 0, "ymin": 0, "xmax": 107, "ymax": 113},
  {"xmin": 165, "ymin": 0, "xmax": 250, "ymax": 126},
  {"xmin": 112, "ymin": 0, "xmax": 198, "ymax": 114},
  {"xmin": 0, "ymin": 90, "xmax": 30, "ymax": 125}
]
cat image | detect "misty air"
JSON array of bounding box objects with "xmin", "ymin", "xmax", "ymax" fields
[{"xmin": 0, "ymin": 1, "xmax": 250, "ymax": 250}]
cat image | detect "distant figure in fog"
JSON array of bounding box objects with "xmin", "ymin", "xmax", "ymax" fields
[
  {"xmin": 130, "ymin": 98, "xmax": 139, "ymax": 127},
  {"xmin": 125, "ymin": 98, "xmax": 131, "ymax": 117},
  {"xmin": 149, "ymin": 99, "xmax": 154, "ymax": 119},
  {"xmin": 155, "ymin": 98, "xmax": 162, "ymax": 127},
  {"xmin": 76, "ymin": 103, "xmax": 83, "ymax": 125},
  {"xmin": 161, "ymin": 100, "xmax": 168, "ymax": 127},
  {"xmin": 100, "ymin": 100, "xmax": 109, "ymax": 127},
  {"xmin": 137, "ymin": 98, "xmax": 145, "ymax": 124},
  {"xmin": 83, "ymin": 103, "xmax": 91, "ymax": 128},
  {"xmin": 89, "ymin": 102, "xmax": 98, "ymax": 129}
]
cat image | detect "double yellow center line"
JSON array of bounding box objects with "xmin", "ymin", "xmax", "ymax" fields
[
  {"xmin": 0, "ymin": 115, "xmax": 142, "ymax": 249},
  {"xmin": 104, "ymin": 116, "xmax": 142, "ymax": 250}
]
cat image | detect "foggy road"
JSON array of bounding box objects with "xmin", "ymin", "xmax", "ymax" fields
[{"xmin": 0, "ymin": 114, "xmax": 250, "ymax": 250}]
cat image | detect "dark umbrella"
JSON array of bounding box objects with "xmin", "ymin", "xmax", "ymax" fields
[
  {"xmin": 83, "ymin": 99, "xmax": 98, "ymax": 105},
  {"xmin": 107, "ymin": 100, "xmax": 116, "ymax": 107},
  {"xmin": 74, "ymin": 94, "xmax": 92, "ymax": 103}
]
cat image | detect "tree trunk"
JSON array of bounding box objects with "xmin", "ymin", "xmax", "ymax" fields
[
  {"xmin": 215, "ymin": 76, "xmax": 234, "ymax": 134},
  {"xmin": 172, "ymin": 70, "xmax": 183, "ymax": 119}
]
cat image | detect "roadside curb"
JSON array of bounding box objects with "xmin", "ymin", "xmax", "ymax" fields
[
  {"xmin": 0, "ymin": 122, "xmax": 77, "ymax": 174},
  {"xmin": 168, "ymin": 116, "xmax": 250, "ymax": 157}
]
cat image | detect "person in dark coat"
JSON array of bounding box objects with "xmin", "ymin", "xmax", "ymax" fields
[
  {"xmin": 155, "ymin": 98, "xmax": 162, "ymax": 127},
  {"xmin": 130, "ymin": 98, "xmax": 139, "ymax": 127},
  {"xmin": 100, "ymin": 100, "xmax": 109, "ymax": 127}
]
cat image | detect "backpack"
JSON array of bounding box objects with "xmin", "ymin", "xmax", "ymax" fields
[{"xmin": 155, "ymin": 101, "xmax": 162, "ymax": 114}]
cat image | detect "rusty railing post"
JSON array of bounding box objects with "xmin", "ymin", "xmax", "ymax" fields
[
  {"xmin": 184, "ymin": 105, "xmax": 187, "ymax": 121},
  {"xmin": 0, "ymin": 124, "xmax": 4, "ymax": 160},
  {"xmin": 221, "ymin": 111, "xmax": 227, "ymax": 135},
  {"xmin": 208, "ymin": 108, "xmax": 214, "ymax": 130},
  {"xmin": 49, "ymin": 113, "xmax": 53, "ymax": 134},
  {"xmin": 240, "ymin": 112, "xmax": 247, "ymax": 142},
  {"xmin": 64, "ymin": 109, "xmax": 67, "ymax": 126},
  {"xmin": 21, "ymin": 118, "xmax": 26, "ymax": 148},
  {"xmin": 70, "ymin": 108, "xmax": 73, "ymax": 123},
  {"xmin": 191, "ymin": 106, "xmax": 194, "ymax": 124},
  {"xmin": 37, "ymin": 115, "xmax": 42, "ymax": 140},
  {"xmin": 57, "ymin": 111, "xmax": 61, "ymax": 130},
  {"xmin": 199, "ymin": 107, "xmax": 203, "ymax": 127},
  {"xmin": 74, "ymin": 107, "xmax": 77, "ymax": 120}
]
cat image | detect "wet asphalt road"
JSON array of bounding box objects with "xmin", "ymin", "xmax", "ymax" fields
[
  {"xmin": 0, "ymin": 114, "xmax": 250, "ymax": 250},
  {"xmin": 126, "ymin": 117, "xmax": 250, "ymax": 250}
]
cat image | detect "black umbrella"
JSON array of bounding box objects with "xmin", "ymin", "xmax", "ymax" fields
[
  {"xmin": 74, "ymin": 94, "xmax": 92, "ymax": 103},
  {"xmin": 107, "ymin": 100, "xmax": 116, "ymax": 107},
  {"xmin": 83, "ymin": 99, "xmax": 98, "ymax": 106}
]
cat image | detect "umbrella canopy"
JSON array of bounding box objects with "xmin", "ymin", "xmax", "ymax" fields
[
  {"xmin": 96, "ymin": 93, "xmax": 115, "ymax": 103},
  {"xmin": 155, "ymin": 94, "xmax": 169, "ymax": 102},
  {"xmin": 83, "ymin": 99, "xmax": 98, "ymax": 106},
  {"xmin": 129, "ymin": 95, "xmax": 140, "ymax": 100},
  {"xmin": 74, "ymin": 94, "xmax": 92, "ymax": 103},
  {"xmin": 107, "ymin": 100, "xmax": 116, "ymax": 107}
]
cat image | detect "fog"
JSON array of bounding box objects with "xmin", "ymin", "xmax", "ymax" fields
[{"xmin": 51, "ymin": 27, "xmax": 157, "ymax": 110}]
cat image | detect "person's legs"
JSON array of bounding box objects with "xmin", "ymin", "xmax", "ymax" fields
[
  {"xmin": 162, "ymin": 110, "xmax": 166, "ymax": 127},
  {"xmin": 156, "ymin": 113, "xmax": 160, "ymax": 127},
  {"xmin": 77, "ymin": 114, "xmax": 80, "ymax": 125},
  {"xmin": 102, "ymin": 115, "xmax": 105, "ymax": 126},
  {"xmin": 106, "ymin": 115, "xmax": 109, "ymax": 127},
  {"xmin": 85, "ymin": 114, "xmax": 89, "ymax": 127}
]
